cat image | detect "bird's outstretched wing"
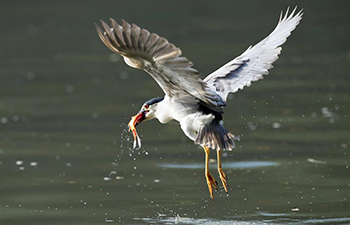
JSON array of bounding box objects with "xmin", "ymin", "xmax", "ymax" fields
[
  {"xmin": 95, "ymin": 19, "xmax": 224, "ymax": 108},
  {"xmin": 204, "ymin": 7, "xmax": 303, "ymax": 103}
]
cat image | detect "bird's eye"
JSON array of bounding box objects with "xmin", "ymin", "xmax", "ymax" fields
[{"xmin": 144, "ymin": 104, "xmax": 149, "ymax": 110}]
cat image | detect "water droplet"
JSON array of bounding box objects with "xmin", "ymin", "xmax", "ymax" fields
[
  {"xmin": 66, "ymin": 85, "xmax": 74, "ymax": 93},
  {"xmin": 291, "ymin": 207, "xmax": 299, "ymax": 212},
  {"xmin": 119, "ymin": 71, "xmax": 129, "ymax": 80},
  {"xmin": 272, "ymin": 122, "xmax": 281, "ymax": 129},
  {"xmin": 16, "ymin": 160, "xmax": 23, "ymax": 165},
  {"xmin": 247, "ymin": 121, "xmax": 256, "ymax": 131},
  {"xmin": 26, "ymin": 71, "xmax": 36, "ymax": 80},
  {"xmin": 30, "ymin": 162, "xmax": 38, "ymax": 166},
  {"xmin": 12, "ymin": 115, "xmax": 19, "ymax": 122},
  {"xmin": 91, "ymin": 112, "xmax": 99, "ymax": 119},
  {"xmin": 1, "ymin": 117, "xmax": 8, "ymax": 124},
  {"xmin": 109, "ymin": 53, "xmax": 120, "ymax": 62}
]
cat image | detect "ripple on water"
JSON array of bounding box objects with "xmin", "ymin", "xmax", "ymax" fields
[
  {"xmin": 157, "ymin": 161, "xmax": 278, "ymax": 169},
  {"xmin": 134, "ymin": 216, "xmax": 269, "ymax": 225},
  {"xmin": 134, "ymin": 216, "xmax": 350, "ymax": 225}
]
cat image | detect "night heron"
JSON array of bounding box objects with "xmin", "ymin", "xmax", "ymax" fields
[{"xmin": 95, "ymin": 7, "xmax": 302, "ymax": 198}]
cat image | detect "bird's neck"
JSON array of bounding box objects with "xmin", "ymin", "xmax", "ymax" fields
[{"xmin": 154, "ymin": 97, "xmax": 173, "ymax": 124}]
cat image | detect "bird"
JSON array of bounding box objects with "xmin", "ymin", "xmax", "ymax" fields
[{"xmin": 95, "ymin": 7, "xmax": 303, "ymax": 199}]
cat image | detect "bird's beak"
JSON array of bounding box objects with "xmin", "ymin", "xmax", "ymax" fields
[{"xmin": 127, "ymin": 111, "xmax": 145, "ymax": 149}]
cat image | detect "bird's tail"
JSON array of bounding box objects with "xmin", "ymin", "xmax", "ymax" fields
[{"xmin": 195, "ymin": 120, "xmax": 238, "ymax": 151}]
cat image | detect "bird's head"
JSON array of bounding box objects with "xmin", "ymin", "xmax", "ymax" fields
[
  {"xmin": 129, "ymin": 97, "xmax": 164, "ymax": 125},
  {"xmin": 127, "ymin": 97, "xmax": 164, "ymax": 148}
]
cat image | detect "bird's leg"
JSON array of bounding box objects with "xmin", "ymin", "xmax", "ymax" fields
[
  {"xmin": 203, "ymin": 146, "xmax": 218, "ymax": 199},
  {"xmin": 217, "ymin": 149, "xmax": 228, "ymax": 193}
]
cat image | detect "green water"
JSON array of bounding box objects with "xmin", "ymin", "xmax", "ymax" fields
[{"xmin": 1, "ymin": 1, "xmax": 349, "ymax": 224}]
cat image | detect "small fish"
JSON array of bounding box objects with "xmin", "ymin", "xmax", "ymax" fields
[{"xmin": 128, "ymin": 114, "xmax": 143, "ymax": 149}]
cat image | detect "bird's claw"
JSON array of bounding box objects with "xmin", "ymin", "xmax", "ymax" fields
[
  {"xmin": 218, "ymin": 168, "xmax": 229, "ymax": 193},
  {"xmin": 205, "ymin": 172, "xmax": 218, "ymax": 199}
]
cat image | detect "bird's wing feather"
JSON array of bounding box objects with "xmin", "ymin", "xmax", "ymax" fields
[
  {"xmin": 204, "ymin": 7, "xmax": 303, "ymax": 102},
  {"xmin": 95, "ymin": 19, "xmax": 223, "ymax": 107}
]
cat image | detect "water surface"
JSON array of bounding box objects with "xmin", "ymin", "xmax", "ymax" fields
[{"xmin": 1, "ymin": 0, "xmax": 349, "ymax": 224}]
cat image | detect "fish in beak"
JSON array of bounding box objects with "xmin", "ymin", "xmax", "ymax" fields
[{"xmin": 127, "ymin": 110, "xmax": 145, "ymax": 149}]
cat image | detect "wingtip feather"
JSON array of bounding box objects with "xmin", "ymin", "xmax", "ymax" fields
[{"xmin": 204, "ymin": 7, "xmax": 302, "ymax": 102}]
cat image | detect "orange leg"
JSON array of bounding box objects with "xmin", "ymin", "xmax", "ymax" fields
[
  {"xmin": 217, "ymin": 150, "xmax": 228, "ymax": 193},
  {"xmin": 203, "ymin": 146, "xmax": 218, "ymax": 199}
]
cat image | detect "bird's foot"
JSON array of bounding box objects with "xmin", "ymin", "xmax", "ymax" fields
[
  {"xmin": 205, "ymin": 172, "xmax": 218, "ymax": 199},
  {"xmin": 218, "ymin": 168, "xmax": 229, "ymax": 193}
]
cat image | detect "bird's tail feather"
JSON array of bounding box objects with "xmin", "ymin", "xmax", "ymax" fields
[{"xmin": 195, "ymin": 120, "xmax": 238, "ymax": 151}]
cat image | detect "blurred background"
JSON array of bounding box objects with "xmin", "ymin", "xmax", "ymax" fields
[{"xmin": 1, "ymin": 0, "xmax": 349, "ymax": 224}]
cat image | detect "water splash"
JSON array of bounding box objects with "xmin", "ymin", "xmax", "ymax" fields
[
  {"xmin": 120, "ymin": 123, "xmax": 150, "ymax": 158},
  {"xmin": 134, "ymin": 216, "xmax": 271, "ymax": 225},
  {"xmin": 101, "ymin": 124, "xmax": 132, "ymax": 180},
  {"xmin": 105, "ymin": 123, "xmax": 147, "ymax": 176},
  {"xmin": 134, "ymin": 215, "xmax": 350, "ymax": 225}
]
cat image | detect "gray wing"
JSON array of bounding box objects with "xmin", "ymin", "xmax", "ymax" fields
[
  {"xmin": 204, "ymin": 7, "xmax": 303, "ymax": 102},
  {"xmin": 95, "ymin": 19, "xmax": 224, "ymax": 108}
]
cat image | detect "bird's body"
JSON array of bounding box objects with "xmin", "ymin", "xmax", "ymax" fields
[
  {"xmin": 95, "ymin": 7, "xmax": 303, "ymax": 198},
  {"xmin": 156, "ymin": 96, "xmax": 196, "ymax": 125},
  {"xmin": 154, "ymin": 96, "xmax": 221, "ymax": 142}
]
